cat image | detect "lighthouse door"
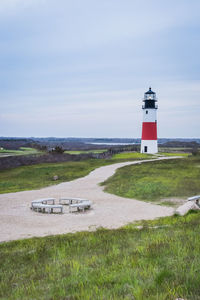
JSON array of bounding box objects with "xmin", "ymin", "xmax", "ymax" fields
[{"xmin": 144, "ymin": 146, "xmax": 148, "ymax": 153}]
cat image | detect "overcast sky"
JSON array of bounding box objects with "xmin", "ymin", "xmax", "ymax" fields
[{"xmin": 0, "ymin": 0, "xmax": 200, "ymax": 138}]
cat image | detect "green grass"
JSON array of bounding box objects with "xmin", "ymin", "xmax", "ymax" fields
[
  {"xmin": 102, "ymin": 155, "xmax": 200, "ymax": 202},
  {"xmin": 158, "ymin": 152, "xmax": 189, "ymax": 157},
  {"xmin": 0, "ymin": 159, "xmax": 116, "ymax": 194},
  {"xmin": 0, "ymin": 152, "xmax": 158, "ymax": 194},
  {"xmin": 0, "ymin": 151, "xmax": 192, "ymax": 195},
  {"xmin": 111, "ymin": 152, "xmax": 155, "ymax": 160},
  {"xmin": 64, "ymin": 149, "xmax": 107, "ymax": 155},
  {"xmin": 0, "ymin": 147, "xmax": 42, "ymax": 157},
  {"xmin": 159, "ymin": 147, "xmax": 197, "ymax": 151},
  {"xmin": 1, "ymin": 211, "xmax": 200, "ymax": 299}
]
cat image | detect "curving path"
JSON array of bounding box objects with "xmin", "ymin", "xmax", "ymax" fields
[{"xmin": 0, "ymin": 157, "xmax": 177, "ymax": 242}]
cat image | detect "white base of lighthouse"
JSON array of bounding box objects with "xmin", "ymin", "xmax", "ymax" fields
[{"xmin": 141, "ymin": 140, "xmax": 158, "ymax": 154}]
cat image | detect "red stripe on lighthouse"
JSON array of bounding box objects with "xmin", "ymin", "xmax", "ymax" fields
[{"xmin": 142, "ymin": 122, "xmax": 157, "ymax": 140}]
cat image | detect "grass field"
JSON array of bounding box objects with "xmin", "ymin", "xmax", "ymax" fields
[
  {"xmin": 0, "ymin": 159, "xmax": 115, "ymax": 194},
  {"xmin": 158, "ymin": 152, "xmax": 189, "ymax": 157},
  {"xmin": 64, "ymin": 149, "xmax": 107, "ymax": 155},
  {"xmin": 0, "ymin": 152, "xmax": 192, "ymax": 194},
  {"xmin": 159, "ymin": 147, "xmax": 197, "ymax": 152},
  {"xmin": 1, "ymin": 152, "xmax": 200, "ymax": 299},
  {"xmin": 0, "ymin": 147, "xmax": 42, "ymax": 157},
  {"xmin": 110, "ymin": 152, "xmax": 188, "ymax": 160},
  {"xmin": 101, "ymin": 155, "xmax": 200, "ymax": 203},
  {"xmin": 111, "ymin": 152, "xmax": 155, "ymax": 160},
  {"xmin": 0, "ymin": 211, "xmax": 200, "ymax": 299},
  {"xmin": 0, "ymin": 153, "xmax": 158, "ymax": 194}
]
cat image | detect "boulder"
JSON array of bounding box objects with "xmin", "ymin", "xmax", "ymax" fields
[
  {"xmin": 53, "ymin": 175, "xmax": 59, "ymax": 181},
  {"xmin": 175, "ymin": 201, "xmax": 200, "ymax": 216}
]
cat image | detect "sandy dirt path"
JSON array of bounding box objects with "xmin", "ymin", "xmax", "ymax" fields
[{"xmin": 0, "ymin": 157, "xmax": 177, "ymax": 243}]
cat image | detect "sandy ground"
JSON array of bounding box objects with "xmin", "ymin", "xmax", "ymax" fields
[{"xmin": 0, "ymin": 157, "xmax": 177, "ymax": 243}]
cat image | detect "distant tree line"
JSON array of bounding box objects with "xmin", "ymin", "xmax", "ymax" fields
[
  {"xmin": 0, "ymin": 153, "xmax": 97, "ymax": 170},
  {"xmin": 0, "ymin": 144, "xmax": 141, "ymax": 170},
  {"xmin": 160, "ymin": 141, "xmax": 199, "ymax": 148},
  {"xmin": 107, "ymin": 145, "xmax": 140, "ymax": 154}
]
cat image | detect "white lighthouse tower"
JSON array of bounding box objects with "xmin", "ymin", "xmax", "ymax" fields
[{"xmin": 141, "ymin": 87, "xmax": 158, "ymax": 154}]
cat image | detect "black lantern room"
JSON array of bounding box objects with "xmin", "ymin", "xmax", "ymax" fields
[{"xmin": 142, "ymin": 87, "xmax": 157, "ymax": 109}]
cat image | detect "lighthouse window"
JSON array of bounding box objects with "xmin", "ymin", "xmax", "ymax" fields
[
  {"xmin": 144, "ymin": 146, "xmax": 148, "ymax": 152},
  {"xmin": 146, "ymin": 110, "xmax": 148, "ymax": 114}
]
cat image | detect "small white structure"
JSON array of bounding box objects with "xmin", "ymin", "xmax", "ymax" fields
[
  {"xmin": 31, "ymin": 198, "xmax": 55, "ymax": 208},
  {"xmin": 32, "ymin": 203, "xmax": 63, "ymax": 214},
  {"xmin": 188, "ymin": 195, "xmax": 200, "ymax": 204},
  {"xmin": 175, "ymin": 195, "xmax": 200, "ymax": 216},
  {"xmin": 59, "ymin": 197, "xmax": 87, "ymax": 205},
  {"xmin": 69, "ymin": 200, "xmax": 92, "ymax": 213},
  {"xmin": 31, "ymin": 197, "xmax": 92, "ymax": 214},
  {"xmin": 59, "ymin": 197, "xmax": 92, "ymax": 213},
  {"xmin": 31, "ymin": 198, "xmax": 63, "ymax": 214}
]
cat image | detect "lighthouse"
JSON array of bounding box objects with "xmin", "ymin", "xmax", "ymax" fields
[{"xmin": 141, "ymin": 87, "xmax": 158, "ymax": 154}]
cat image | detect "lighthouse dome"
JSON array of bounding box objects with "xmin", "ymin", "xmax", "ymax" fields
[
  {"xmin": 145, "ymin": 87, "xmax": 155, "ymax": 95},
  {"xmin": 144, "ymin": 87, "xmax": 157, "ymax": 101},
  {"xmin": 143, "ymin": 87, "xmax": 157, "ymax": 108}
]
